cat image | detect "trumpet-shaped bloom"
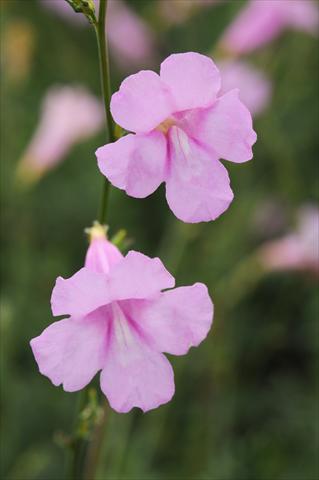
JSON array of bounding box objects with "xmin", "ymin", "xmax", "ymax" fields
[
  {"xmin": 218, "ymin": 60, "xmax": 271, "ymax": 117},
  {"xmin": 17, "ymin": 86, "xmax": 103, "ymax": 183},
  {"xmin": 30, "ymin": 232, "xmax": 213, "ymax": 413},
  {"xmin": 221, "ymin": 0, "xmax": 319, "ymax": 55},
  {"xmin": 96, "ymin": 52, "xmax": 257, "ymax": 223},
  {"xmin": 259, "ymin": 206, "xmax": 319, "ymax": 274}
]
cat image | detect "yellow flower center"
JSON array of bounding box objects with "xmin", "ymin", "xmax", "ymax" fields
[{"xmin": 156, "ymin": 117, "xmax": 176, "ymax": 135}]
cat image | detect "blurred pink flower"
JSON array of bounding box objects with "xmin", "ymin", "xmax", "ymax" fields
[
  {"xmin": 40, "ymin": 0, "xmax": 155, "ymax": 68},
  {"xmin": 107, "ymin": 0, "xmax": 155, "ymax": 69},
  {"xmin": 218, "ymin": 60, "xmax": 272, "ymax": 116},
  {"xmin": 221, "ymin": 0, "xmax": 319, "ymax": 55},
  {"xmin": 259, "ymin": 206, "xmax": 319, "ymax": 274},
  {"xmin": 30, "ymin": 226, "xmax": 213, "ymax": 413},
  {"xmin": 159, "ymin": 0, "xmax": 219, "ymax": 26},
  {"xmin": 96, "ymin": 52, "xmax": 257, "ymax": 223},
  {"xmin": 17, "ymin": 86, "xmax": 104, "ymax": 183}
]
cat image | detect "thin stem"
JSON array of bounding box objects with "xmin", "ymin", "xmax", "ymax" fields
[
  {"xmin": 94, "ymin": 0, "xmax": 116, "ymax": 225},
  {"xmin": 66, "ymin": 389, "xmax": 89, "ymax": 480},
  {"xmin": 83, "ymin": 400, "xmax": 109, "ymax": 480},
  {"xmin": 66, "ymin": 2, "xmax": 114, "ymax": 478}
]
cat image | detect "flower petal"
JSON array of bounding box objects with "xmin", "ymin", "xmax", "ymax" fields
[
  {"xmin": 160, "ymin": 52, "xmax": 220, "ymax": 111},
  {"xmin": 108, "ymin": 251, "xmax": 175, "ymax": 301},
  {"xmin": 100, "ymin": 320, "xmax": 174, "ymax": 413},
  {"xmin": 110, "ymin": 70, "xmax": 174, "ymax": 133},
  {"xmin": 188, "ymin": 90, "xmax": 257, "ymax": 163},
  {"xmin": 125, "ymin": 283, "xmax": 213, "ymax": 356},
  {"xmin": 51, "ymin": 267, "xmax": 110, "ymax": 317},
  {"xmin": 96, "ymin": 131, "xmax": 167, "ymax": 198},
  {"xmin": 30, "ymin": 309, "xmax": 109, "ymax": 392},
  {"xmin": 165, "ymin": 126, "xmax": 234, "ymax": 223}
]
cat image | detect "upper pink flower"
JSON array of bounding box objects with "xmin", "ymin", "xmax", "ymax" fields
[
  {"xmin": 30, "ymin": 227, "xmax": 213, "ymax": 413},
  {"xmin": 221, "ymin": 0, "xmax": 319, "ymax": 55},
  {"xmin": 96, "ymin": 52, "xmax": 257, "ymax": 223},
  {"xmin": 259, "ymin": 206, "xmax": 319, "ymax": 275}
]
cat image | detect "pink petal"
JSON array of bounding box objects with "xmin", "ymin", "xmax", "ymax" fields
[
  {"xmin": 110, "ymin": 70, "xmax": 174, "ymax": 133},
  {"xmin": 165, "ymin": 126, "xmax": 234, "ymax": 223},
  {"xmin": 187, "ymin": 90, "xmax": 257, "ymax": 163},
  {"xmin": 96, "ymin": 131, "xmax": 167, "ymax": 198},
  {"xmin": 30, "ymin": 309, "xmax": 109, "ymax": 392},
  {"xmin": 108, "ymin": 251, "xmax": 175, "ymax": 301},
  {"xmin": 51, "ymin": 267, "xmax": 110, "ymax": 317},
  {"xmin": 126, "ymin": 283, "xmax": 213, "ymax": 356},
  {"xmin": 100, "ymin": 319, "xmax": 174, "ymax": 412},
  {"xmin": 160, "ymin": 52, "xmax": 220, "ymax": 111}
]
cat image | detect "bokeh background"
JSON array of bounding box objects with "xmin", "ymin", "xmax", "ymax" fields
[{"xmin": 1, "ymin": 1, "xmax": 318, "ymax": 479}]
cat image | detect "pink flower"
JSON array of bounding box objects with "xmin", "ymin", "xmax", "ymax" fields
[
  {"xmin": 96, "ymin": 52, "xmax": 257, "ymax": 223},
  {"xmin": 259, "ymin": 206, "xmax": 319, "ymax": 274},
  {"xmin": 17, "ymin": 86, "xmax": 104, "ymax": 183},
  {"xmin": 40, "ymin": 0, "xmax": 155, "ymax": 69},
  {"xmin": 159, "ymin": 0, "xmax": 219, "ymax": 26},
  {"xmin": 218, "ymin": 60, "xmax": 272, "ymax": 117},
  {"xmin": 221, "ymin": 0, "xmax": 319, "ymax": 55},
  {"xmin": 107, "ymin": 0, "xmax": 155, "ymax": 69},
  {"xmin": 30, "ymin": 226, "xmax": 213, "ymax": 413}
]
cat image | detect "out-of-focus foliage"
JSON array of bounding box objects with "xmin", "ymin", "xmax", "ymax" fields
[{"xmin": 1, "ymin": 1, "xmax": 318, "ymax": 479}]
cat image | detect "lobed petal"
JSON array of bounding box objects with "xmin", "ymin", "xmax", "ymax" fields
[
  {"xmin": 110, "ymin": 70, "xmax": 174, "ymax": 133},
  {"xmin": 51, "ymin": 267, "xmax": 110, "ymax": 317},
  {"xmin": 96, "ymin": 131, "xmax": 167, "ymax": 198},
  {"xmin": 30, "ymin": 309, "xmax": 109, "ymax": 392},
  {"xmin": 126, "ymin": 283, "xmax": 213, "ymax": 356},
  {"xmin": 108, "ymin": 251, "xmax": 175, "ymax": 301},
  {"xmin": 160, "ymin": 52, "xmax": 221, "ymax": 111},
  {"xmin": 165, "ymin": 126, "xmax": 234, "ymax": 223},
  {"xmin": 100, "ymin": 320, "xmax": 174, "ymax": 413},
  {"xmin": 187, "ymin": 90, "xmax": 257, "ymax": 163}
]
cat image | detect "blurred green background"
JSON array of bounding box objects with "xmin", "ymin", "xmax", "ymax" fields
[{"xmin": 1, "ymin": 1, "xmax": 318, "ymax": 479}]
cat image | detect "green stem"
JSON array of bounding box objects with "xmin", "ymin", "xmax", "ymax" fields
[
  {"xmin": 66, "ymin": 389, "xmax": 89, "ymax": 480},
  {"xmin": 83, "ymin": 400, "xmax": 109, "ymax": 480},
  {"xmin": 66, "ymin": 2, "xmax": 114, "ymax": 478},
  {"xmin": 94, "ymin": 0, "xmax": 116, "ymax": 225}
]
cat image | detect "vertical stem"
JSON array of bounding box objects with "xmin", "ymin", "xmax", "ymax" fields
[
  {"xmin": 83, "ymin": 401, "xmax": 109, "ymax": 480},
  {"xmin": 66, "ymin": 2, "xmax": 114, "ymax": 479},
  {"xmin": 94, "ymin": 0, "xmax": 116, "ymax": 224},
  {"xmin": 66, "ymin": 389, "xmax": 89, "ymax": 480}
]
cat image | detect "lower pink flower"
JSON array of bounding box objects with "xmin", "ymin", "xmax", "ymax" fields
[{"xmin": 30, "ymin": 230, "xmax": 213, "ymax": 413}]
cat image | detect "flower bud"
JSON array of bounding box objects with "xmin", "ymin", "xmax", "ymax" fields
[{"xmin": 85, "ymin": 222, "xmax": 123, "ymax": 274}]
